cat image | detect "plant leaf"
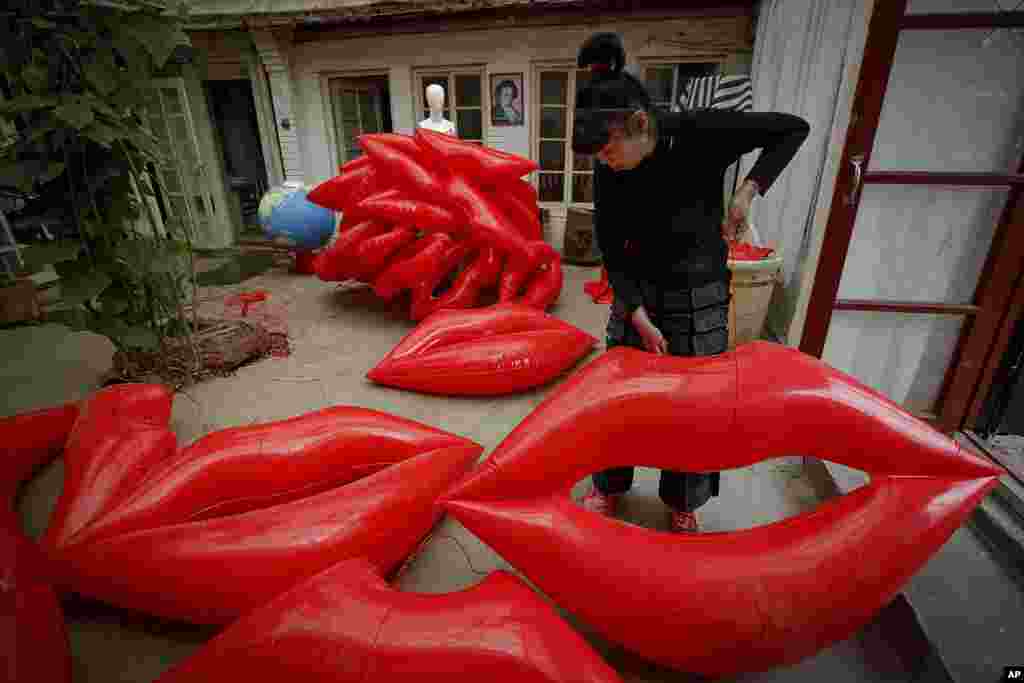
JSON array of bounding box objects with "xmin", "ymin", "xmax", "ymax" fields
[
  {"xmin": 113, "ymin": 323, "xmax": 160, "ymax": 350},
  {"xmin": 60, "ymin": 270, "xmax": 112, "ymax": 306},
  {"xmin": 22, "ymin": 64, "xmax": 49, "ymax": 93},
  {"xmin": 18, "ymin": 241, "xmax": 81, "ymax": 273},
  {"xmin": 84, "ymin": 51, "xmax": 121, "ymax": 96},
  {"xmin": 81, "ymin": 119, "xmax": 122, "ymax": 148},
  {"xmin": 0, "ymin": 95, "xmax": 59, "ymax": 115},
  {"xmin": 55, "ymin": 97, "xmax": 96, "ymax": 130}
]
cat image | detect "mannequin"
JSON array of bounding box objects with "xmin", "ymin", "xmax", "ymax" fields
[{"xmin": 418, "ymin": 83, "xmax": 457, "ymax": 136}]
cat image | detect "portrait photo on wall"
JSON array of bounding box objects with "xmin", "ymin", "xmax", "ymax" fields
[{"xmin": 491, "ymin": 74, "xmax": 524, "ymax": 126}]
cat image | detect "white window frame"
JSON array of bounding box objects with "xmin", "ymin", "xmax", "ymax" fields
[
  {"xmin": 530, "ymin": 61, "xmax": 595, "ymax": 211},
  {"xmin": 412, "ymin": 66, "xmax": 488, "ymax": 144},
  {"xmin": 319, "ymin": 69, "xmax": 392, "ymax": 173}
]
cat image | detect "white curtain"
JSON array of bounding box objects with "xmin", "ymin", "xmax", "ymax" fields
[{"xmin": 740, "ymin": 0, "xmax": 872, "ymax": 340}]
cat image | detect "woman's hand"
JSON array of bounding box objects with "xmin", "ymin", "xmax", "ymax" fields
[
  {"xmin": 722, "ymin": 178, "xmax": 759, "ymax": 241},
  {"xmin": 631, "ymin": 306, "xmax": 667, "ymax": 355}
]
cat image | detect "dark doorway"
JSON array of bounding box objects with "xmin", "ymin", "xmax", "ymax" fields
[{"xmin": 206, "ymin": 79, "xmax": 268, "ymax": 236}]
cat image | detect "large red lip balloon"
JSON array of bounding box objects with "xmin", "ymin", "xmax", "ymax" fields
[
  {"xmin": 42, "ymin": 385, "xmax": 482, "ymax": 625},
  {"xmin": 368, "ymin": 303, "xmax": 597, "ymax": 396},
  {"xmin": 443, "ymin": 341, "xmax": 1004, "ymax": 677},
  {"xmin": 1, "ymin": 402, "xmax": 79, "ymax": 683},
  {"xmin": 157, "ymin": 558, "xmax": 622, "ymax": 683},
  {"xmin": 308, "ymin": 132, "xmax": 560, "ymax": 321}
]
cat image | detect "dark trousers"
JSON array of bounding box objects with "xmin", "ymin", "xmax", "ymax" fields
[{"xmin": 594, "ymin": 277, "xmax": 730, "ymax": 513}]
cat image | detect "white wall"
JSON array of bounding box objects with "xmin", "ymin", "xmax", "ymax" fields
[{"xmin": 285, "ymin": 19, "xmax": 737, "ymax": 251}]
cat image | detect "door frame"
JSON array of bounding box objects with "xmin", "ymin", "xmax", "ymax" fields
[
  {"xmin": 318, "ymin": 69, "xmax": 392, "ymax": 174},
  {"xmin": 798, "ymin": 2, "xmax": 1024, "ymax": 432}
]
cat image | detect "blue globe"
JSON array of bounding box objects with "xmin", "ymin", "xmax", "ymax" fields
[{"xmin": 258, "ymin": 184, "xmax": 337, "ymax": 250}]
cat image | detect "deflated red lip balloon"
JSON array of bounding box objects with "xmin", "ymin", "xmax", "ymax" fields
[
  {"xmin": 41, "ymin": 385, "xmax": 483, "ymax": 625},
  {"xmin": 442, "ymin": 341, "xmax": 1004, "ymax": 677},
  {"xmin": 1, "ymin": 402, "xmax": 79, "ymax": 683},
  {"xmin": 156, "ymin": 558, "xmax": 623, "ymax": 683},
  {"xmin": 368, "ymin": 303, "xmax": 598, "ymax": 396}
]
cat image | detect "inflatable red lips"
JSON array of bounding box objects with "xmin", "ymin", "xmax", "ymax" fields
[
  {"xmin": 368, "ymin": 304, "xmax": 598, "ymax": 396},
  {"xmin": 308, "ymin": 132, "xmax": 561, "ymax": 321},
  {"xmin": 43, "ymin": 386, "xmax": 482, "ymax": 625},
  {"xmin": 157, "ymin": 558, "xmax": 622, "ymax": 683},
  {"xmin": 1, "ymin": 402, "xmax": 79, "ymax": 683},
  {"xmin": 443, "ymin": 341, "xmax": 1004, "ymax": 677}
]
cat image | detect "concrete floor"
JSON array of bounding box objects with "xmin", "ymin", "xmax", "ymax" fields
[{"xmin": 5, "ymin": 262, "xmax": 922, "ymax": 682}]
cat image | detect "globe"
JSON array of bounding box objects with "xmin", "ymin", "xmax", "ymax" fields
[{"xmin": 258, "ymin": 184, "xmax": 337, "ymax": 251}]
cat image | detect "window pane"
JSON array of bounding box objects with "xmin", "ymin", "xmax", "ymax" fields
[
  {"xmin": 645, "ymin": 67, "xmax": 675, "ymax": 105},
  {"xmin": 455, "ymin": 75, "xmax": 481, "ymax": 107},
  {"xmin": 837, "ymin": 185, "xmax": 1005, "ymax": 303},
  {"xmin": 869, "ymin": 29, "xmax": 1024, "ymax": 174},
  {"xmin": 457, "ymin": 109, "xmax": 483, "ymax": 140},
  {"xmin": 160, "ymin": 88, "xmax": 183, "ymax": 114},
  {"xmin": 540, "ymin": 107, "xmax": 566, "ymax": 139},
  {"xmin": 573, "ymin": 152, "xmax": 593, "ymax": 172},
  {"xmin": 539, "ymin": 141, "xmax": 565, "ymax": 171},
  {"xmin": 823, "ymin": 311, "xmax": 964, "ymax": 413},
  {"xmin": 572, "ymin": 173, "xmax": 593, "ymax": 203},
  {"xmin": 538, "ymin": 173, "xmax": 564, "ymax": 203},
  {"xmin": 541, "ymin": 72, "xmax": 568, "ymax": 106},
  {"xmin": 358, "ymin": 91, "xmax": 380, "ymax": 133},
  {"xmin": 423, "ymin": 76, "xmax": 449, "ymax": 108}
]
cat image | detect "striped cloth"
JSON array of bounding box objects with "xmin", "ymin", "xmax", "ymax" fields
[{"xmin": 678, "ymin": 74, "xmax": 753, "ymax": 112}]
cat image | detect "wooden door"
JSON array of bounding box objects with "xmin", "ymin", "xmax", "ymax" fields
[
  {"xmin": 800, "ymin": 1, "xmax": 1024, "ymax": 432},
  {"xmin": 144, "ymin": 78, "xmax": 221, "ymax": 245}
]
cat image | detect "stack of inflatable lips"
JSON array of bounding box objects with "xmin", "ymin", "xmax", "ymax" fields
[
  {"xmin": 308, "ymin": 129, "xmax": 562, "ymax": 321},
  {"xmin": 3, "ymin": 383, "xmax": 622, "ymax": 683}
]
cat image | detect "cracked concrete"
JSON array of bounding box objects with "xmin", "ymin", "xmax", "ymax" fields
[{"xmin": 3, "ymin": 262, "xmax": 920, "ymax": 682}]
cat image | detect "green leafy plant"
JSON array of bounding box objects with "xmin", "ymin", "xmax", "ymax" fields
[{"xmin": 0, "ymin": 0, "xmax": 199, "ymax": 354}]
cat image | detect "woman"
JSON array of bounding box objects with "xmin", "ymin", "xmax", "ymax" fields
[{"xmin": 573, "ymin": 33, "xmax": 810, "ymax": 533}]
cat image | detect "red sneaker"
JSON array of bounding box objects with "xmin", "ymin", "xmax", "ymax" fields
[
  {"xmin": 580, "ymin": 489, "xmax": 622, "ymax": 517},
  {"xmin": 670, "ymin": 510, "xmax": 699, "ymax": 533}
]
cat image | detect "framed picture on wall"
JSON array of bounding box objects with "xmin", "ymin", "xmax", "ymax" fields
[{"xmin": 490, "ymin": 73, "xmax": 524, "ymax": 127}]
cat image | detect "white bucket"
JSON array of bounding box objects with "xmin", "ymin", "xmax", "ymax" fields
[{"xmin": 726, "ymin": 226, "xmax": 783, "ymax": 349}]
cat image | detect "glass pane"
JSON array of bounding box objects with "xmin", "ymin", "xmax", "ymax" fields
[
  {"xmin": 577, "ymin": 70, "xmax": 593, "ymax": 107},
  {"xmin": 539, "ymin": 141, "xmax": 565, "ymax": 171},
  {"xmin": 573, "ymin": 152, "xmax": 593, "ymax": 172},
  {"xmin": 192, "ymin": 195, "xmax": 207, "ymax": 218},
  {"xmin": 541, "ymin": 72, "xmax": 568, "ymax": 106},
  {"xmin": 455, "ymin": 75, "xmax": 481, "ymax": 107},
  {"xmin": 538, "ymin": 173, "xmax": 564, "ymax": 203},
  {"xmin": 645, "ymin": 66, "xmax": 675, "ymax": 105},
  {"xmin": 456, "ymin": 109, "xmax": 482, "ymax": 140},
  {"xmin": 540, "ymin": 107, "xmax": 566, "ymax": 139},
  {"xmin": 572, "ymin": 173, "xmax": 593, "ymax": 203},
  {"xmin": 423, "ymin": 76, "xmax": 449, "ymax": 108},
  {"xmin": 160, "ymin": 171, "xmax": 182, "ymax": 194},
  {"xmin": 822, "ymin": 311, "xmax": 964, "ymax": 413},
  {"xmin": 160, "ymin": 88, "xmax": 182, "ymax": 114},
  {"xmin": 838, "ymin": 185, "xmax": 1007, "ymax": 302},
  {"xmin": 169, "ymin": 196, "xmax": 190, "ymax": 222},
  {"xmin": 358, "ymin": 91, "xmax": 379, "ymax": 133},
  {"xmin": 870, "ymin": 29, "xmax": 1024, "ymax": 173}
]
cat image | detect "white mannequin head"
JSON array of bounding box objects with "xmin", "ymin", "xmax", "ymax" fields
[
  {"xmin": 426, "ymin": 84, "xmax": 445, "ymax": 118},
  {"xmin": 419, "ymin": 83, "xmax": 456, "ymax": 135}
]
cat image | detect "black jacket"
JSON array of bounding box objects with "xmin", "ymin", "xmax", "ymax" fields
[{"xmin": 593, "ymin": 109, "xmax": 810, "ymax": 316}]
